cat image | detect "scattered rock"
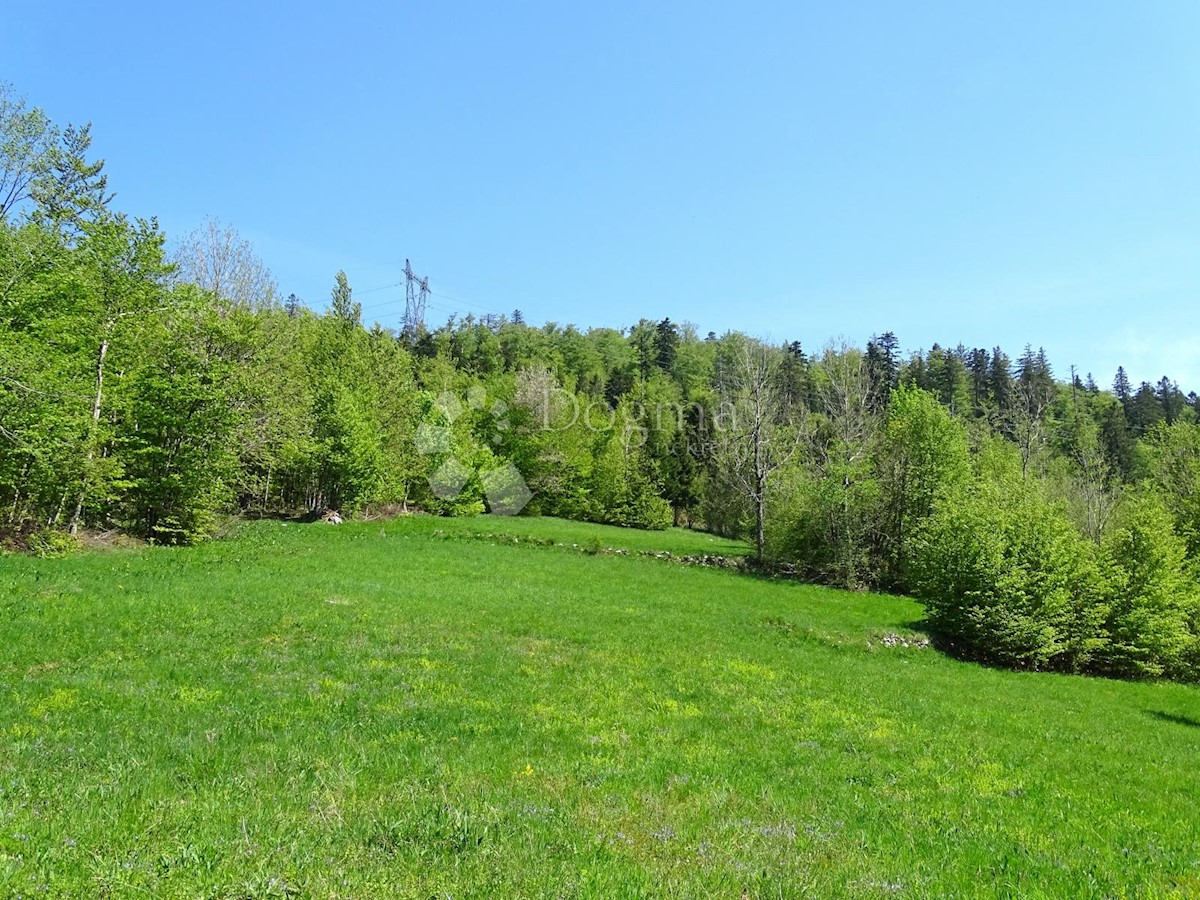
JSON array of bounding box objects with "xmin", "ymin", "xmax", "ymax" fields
[{"xmin": 871, "ymin": 632, "xmax": 930, "ymax": 649}]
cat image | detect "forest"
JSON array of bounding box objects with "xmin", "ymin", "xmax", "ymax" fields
[{"xmin": 3, "ymin": 87, "xmax": 1199, "ymax": 681}]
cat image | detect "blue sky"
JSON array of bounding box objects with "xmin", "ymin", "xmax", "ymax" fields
[{"xmin": 8, "ymin": 1, "xmax": 1200, "ymax": 388}]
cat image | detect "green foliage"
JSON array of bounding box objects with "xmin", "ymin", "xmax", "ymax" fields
[
  {"xmin": 766, "ymin": 465, "xmax": 882, "ymax": 589},
  {"xmin": 116, "ymin": 296, "xmax": 249, "ymax": 542},
  {"xmin": 3, "ymin": 84, "xmax": 1200, "ymax": 684},
  {"xmin": 327, "ymin": 269, "xmax": 361, "ymax": 327},
  {"xmin": 1139, "ymin": 421, "xmax": 1200, "ymax": 558},
  {"xmin": 0, "ymin": 83, "xmax": 55, "ymax": 219},
  {"xmin": 24, "ymin": 526, "xmax": 80, "ymax": 558},
  {"xmin": 909, "ymin": 480, "xmax": 1108, "ymax": 671},
  {"xmin": 585, "ymin": 414, "xmax": 672, "ymax": 530},
  {"xmin": 877, "ymin": 385, "xmax": 971, "ymax": 586},
  {"xmin": 1096, "ymin": 493, "xmax": 1199, "ymax": 679},
  {"xmin": 910, "ymin": 481, "xmax": 1200, "ymax": 680},
  {"xmin": 28, "ymin": 123, "xmax": 111, "ymax": 236}
]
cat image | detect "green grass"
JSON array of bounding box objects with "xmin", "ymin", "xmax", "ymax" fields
[
  {"xmin": 410, "ymin": 513, "xmax": 753, "ymax": 556},
  {"xmin": 1, "ymin": 516, "xmax": 1198, "ymax": 898}
]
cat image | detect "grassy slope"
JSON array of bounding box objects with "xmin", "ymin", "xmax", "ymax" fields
[
  {"xmin": 0, "ymin": 517, "xmax": 1197, "ymax": 898},
  {"xmin": 408, "ymin": 513, "xmax": 754, "ymax": 556}
]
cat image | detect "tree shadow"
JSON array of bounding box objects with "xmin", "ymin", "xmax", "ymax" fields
[
  {"xmin": 902, "ymin": 619, "xmax": 973, "ymax": 660},
  {"xmin": 1147, "ymin": 710, "xmax": 1200, "ymax": 729}
]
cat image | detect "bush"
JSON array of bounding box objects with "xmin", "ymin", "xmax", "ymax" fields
[
  {"xmin": 1138, "ymin": 422, "xmax": 1200, "ymax": 559},
  {"xmin": 877, "ymin": 386, "xmax": 971, "ymax": 588},
  {"xmin": 26, "ymin": 527, "xmax": 80, "ymax": 558},
  {"xmin": 1095, "ymin": 494, "xmax": 1199, "ymax": 679},
  {"xmin": 766, "ymin": 470, "xmax": 880, "ymax": 589},
  {"xmin": 908, "ymin": 480, "xmax": 1108, "ymax": 671}
]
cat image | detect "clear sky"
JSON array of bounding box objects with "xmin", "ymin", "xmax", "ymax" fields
[{"xmin": 8, "ymin": 1, "xmax": 1199, "ymax": 389}]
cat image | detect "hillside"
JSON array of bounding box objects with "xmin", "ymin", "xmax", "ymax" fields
[{"xmin": 1, "ymin": 517, "xmax": 1198, "ymax": 897}]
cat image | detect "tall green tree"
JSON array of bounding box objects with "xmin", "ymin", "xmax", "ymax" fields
[
  {"xmin": 876, "ymin": 386, "xmax": 970, "ymax": 586},
  {"xmin": 328, "ymin": 270, "xmax": 361, "ymax": 328},
  {"xmin": 0, "ymin": 83, "xmax": 55, "ymax": 219}
]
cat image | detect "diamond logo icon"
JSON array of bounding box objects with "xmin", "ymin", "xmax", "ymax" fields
[
  {"xmin": 466, "ymin": 384, "xmax": 488, "ymax": 411},
  {"xmin": 417, "ymin": 386, "xmax": 532, "ymax": 513},
  {"xmin": 435, "ymin": 391, "xmax": 464, "ymax": 423},
  {"xmin": 429, "ymin": 458, "xmax": 472, "ymax": 500},
  {"xmin": 415, "ymin": 424, "xmax": 452, "ymax": 455},
  {"xmin": 481, "ymin": 463, "xmax": 533, "ymax": 516}
]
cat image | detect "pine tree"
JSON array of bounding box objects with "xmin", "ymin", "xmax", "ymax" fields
[
  {"xmin": 781, "ymin": 341, "xmax": 810, "ymax": 407},
  {"xmin": 1156, "ymin": 376, "xmax": 1186, "ymax": 424},
  {"xmin": 989, "ymin": 347, "xmax": 1013, "ymax": 414},
  {"xmin": 1113, "ymin": 367, "xmax": 1131, "ymax": 405},
  {"xmin": 934, "ymin": 345, "xmax": 969, "ymax": 415},
  {"xmin": 1128, "ymin": 382, "xmax": 1165, "ymax": 436},
  {"xmin": 654, "ymin": 317, "xmax": 680, "ymax": 373},
  {"xmin": 966, "ymin": 348, "xmax": 991, "ymax": 416},
  {"xmin": 865, "ymin": 331, "xmax": 900, "ymax": 413},
  {"xmin": 29, "ymin": 123, "xmax": 111, "ymax": 238}
]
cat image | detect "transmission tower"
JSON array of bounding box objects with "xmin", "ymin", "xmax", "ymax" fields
[{"xmin": 402, "ymin": 258, "xmax": 430, "ymax": 341}]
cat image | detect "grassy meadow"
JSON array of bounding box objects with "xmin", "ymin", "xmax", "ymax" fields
[{"xmin": 1, "ymin": 515, "xmax": 1198, "ymax": 897}]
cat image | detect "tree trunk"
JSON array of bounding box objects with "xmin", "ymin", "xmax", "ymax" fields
[
  {"xmin": 68, "ymin": 335, "xmax": 108, "ymax": 535},
  {"xmin": 9, "ymin": 460, "xmax": 30, "ymax": 524},
  {"xmin": 755, "ymin": 493, "xmax": 765, "ymax": 562}
]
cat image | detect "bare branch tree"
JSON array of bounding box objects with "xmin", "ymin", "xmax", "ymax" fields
[
  {"xmin": 172, "ymin": 216, "xmax": 279, "ymax": 310},
  {"xmin": 813, "ymin": 341, "xmax": 875, "ymax": 471},
  {"xmin": 713, "ymin": 337, "xmax": 801, "ymax": 561},
  {"xmin": 1013, "ymin": 379, "xmax": 1052, "ymax": 478},
  {"xmin": 808, "ymin": 341, "xmax": 881, "ymax": 588}
]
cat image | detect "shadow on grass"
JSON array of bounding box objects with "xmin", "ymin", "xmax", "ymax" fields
[
  {"xmin": 1147, "ymin": 710, "xmax": 1200, "ymax": 729},
  {"xmin": 900, "ymin": 619, "xmax": 1052, "ymax": 675}
]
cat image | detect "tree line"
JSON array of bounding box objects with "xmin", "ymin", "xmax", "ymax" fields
[{"xmin": 3, "ymin": 85, "xmax": 1198, "ymax": 679}]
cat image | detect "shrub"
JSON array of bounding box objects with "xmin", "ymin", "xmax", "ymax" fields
[
  {"xmin": 26, "ymin": 528, "xmax": 80, "ymax": 558},
  {"xmin": 766, "ymin": 470, "xmax": 880, "ymax": 589},
  {"xmin": 1095, "ymin": 494, "xmax": 1199, "ymax": 679},
  {"xmin": 908, "ymin": 480, "xmax": 1108, "ymax": 671},
  {"xmin": 1138, "ymin": 422, "xmax": 1200, "ymax": 559}
]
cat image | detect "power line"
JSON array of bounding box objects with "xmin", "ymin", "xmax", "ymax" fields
[
  {"xmin": 428, "ymin": 287, "xmax": 507, "ymax": 317},
  {"xmin": 305, "ymin": 266, "xmax": 518, "ymax": 327},
  {"xmin": 359, "ymin": 283, "xmax": 508, "ymax": 318},
  {"xmin": 355, "ymin": 281, "xmax": 404, "ymax": 296}
]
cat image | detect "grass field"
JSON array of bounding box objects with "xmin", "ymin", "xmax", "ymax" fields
[{"xmin": 1, "ymin": 515, "xmax": 1199, "ymax": 898}]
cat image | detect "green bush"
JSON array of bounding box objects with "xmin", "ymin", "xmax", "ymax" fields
[
  {"xmin": 877, "ymin": 386, "xmax": 971, "ymax": 588},
  {"xmin": 910, "ymin": 479, "xmax": 1200, "ymax": 681},
  {"xmin": 908, "ymin": 480, "xmax": 1108, "ymax": 671},
  {"xmin": 1095, "ymin": 494, "xmax": 1199, "ymax": 679},
  {"xmin": 1138, "ymin": 422, "xmax": 1200, "ymax": 559},
  {"xmin": 26, "ymin": 528, "xmax": 80, "ymax": 558},
  {"xmin": 765, "ymin": 470, "xmax": 880, "ymax": 589}
]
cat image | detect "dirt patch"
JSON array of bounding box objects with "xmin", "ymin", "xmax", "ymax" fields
[{"xmin": 75, "ymin": 529, "xmax": 146, "ymax": 552}]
